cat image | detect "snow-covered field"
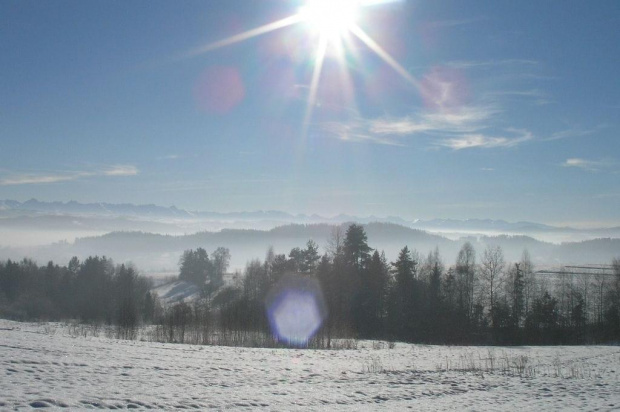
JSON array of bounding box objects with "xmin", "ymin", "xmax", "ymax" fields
[{"xmin": 2, "ymin": 320, "xmax": 620, "ymax": 411}]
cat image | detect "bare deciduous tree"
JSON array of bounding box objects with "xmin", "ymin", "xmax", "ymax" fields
[{"xmin": 480, "ymin": 245, "xmax": 506, "ymax": 326}]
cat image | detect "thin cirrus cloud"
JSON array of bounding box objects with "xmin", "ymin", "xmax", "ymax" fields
[
  {"xmin": 102, "ymin": 165, "xmax": 139, "ymax": 176},
  {"xmin": 562, "ymin": 158, "xmax": 613, "ymax": 172},
  {"xmin": 0, "ymin": 165, "xmax": 139, "ymax": 186},
  {"xmin": 437, "ymin": 129, "xmax": 533, "ymax": 150},
  {"xmin": 320, "ymin": 105, "xmax": 534, "ymax": 150},
  {"xmin": 321, "ymin": 121, "xmax": 406, "ymax": 146},
  {"xmin": 157, "ymin": 154, "xmax": 182, "ymax": 161},
  {"xmin": 446, "ymin": 59, "xmax": 539, "ymax": 70},
  {"xmin": 544, "ymin": 125, "xmax": 605, "ymax": 142},
  {"xmin": 0, "ymin": 172, "xmax": 91, "ymax": 186},
  {"xmin": 370, "ymin": 106, "xmax": 498, "ymax": 135}
]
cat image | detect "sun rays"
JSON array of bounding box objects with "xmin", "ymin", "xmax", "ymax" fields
[
  {"xmin": 186, "ymin": 0, "xmax": 415, "ymax": 138},
  {"xmin": 348, "ymin": 24, "xmax": 420, "ymax": 89},
  {"xmin": 184, "ymin": 14, "xmax": 303, "ymax": 57},
  {"xmin": 302, "ymin": 35, "xmax": 328, "ymax": 139}
]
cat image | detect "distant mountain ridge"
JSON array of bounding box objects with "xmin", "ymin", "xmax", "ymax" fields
[
  {"xmin": 0, "ymin": 199, "xmax": 193, "ymax": 219},
  {"xmin": 2, "ymin": 199, "xmax": 619, "ymax": 249},
  {"xmin": 1, "ymin": 198, "xmax": 614, "ymax": 232},
  {"xmin": 0, "ymin": 199, "xmax": 411, "ymax": 224}
]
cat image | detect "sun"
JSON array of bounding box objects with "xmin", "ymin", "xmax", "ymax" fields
[
  {"xmin": 299, "ymin": 0, "xmax": 360, "ymax": 43},
  {"xmin": 185, "ymin": 0, "xmax": 417, "ymax": 139}
]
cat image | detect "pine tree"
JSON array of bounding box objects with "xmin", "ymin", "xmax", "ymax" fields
[
  {"xmin": 343, "ymin": 224, "xmax": 372, "ymax": 271},
  {"xmin": 388, "ymin": 246, "xmax": 417, "ymax": 340}
]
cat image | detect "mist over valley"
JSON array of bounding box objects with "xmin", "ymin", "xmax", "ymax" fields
[{"xmin": 1, "ymin": 199, "xmax": 618, "ymax": 274}]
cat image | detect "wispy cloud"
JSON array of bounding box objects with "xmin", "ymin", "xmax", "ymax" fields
[
  {"xmin": 370, "ymin": 106, "xmax": 499, "ymax": 135},
  {"xmin": 446, "ymin": 59, "xmax": 538, "ymax": 70},
  {"xmin": 545, "ymin": 125, "xmax": 605, "ymax": 141},
  {"xmin": 0, "ymin": 172, "xmax": 89, "ymax": 186},
  {"xmin": 437, "ymin": 129, "xmax": 533, "ymax": 150},
  {"xmin": 0, "ymin": 165, "xmax": 139, "ymax": 186},
  {"xmin": 489, "ymin": 89, "xmax": 552, "ymax": 105},
  {"xmin": 321, "ymin": 121, "xmax": 406, "ymax": 146},
  {"xmin": 562, "ymin": 158, "xmax": 614, "ymax": 172},
  {"xmin": 446, "ymin": 59, "xmax": 556, "ymax": 85},
  {"xmin": 158, "ymin": 154, "xmax": 181, "ymax": 160},
  {"xmin": 102, "ymin": 165, "xmax": 139, "ymax": 176},
  {"xmin": 491, "ymin": 89, "xmax": 545, "ymax": 97},
  {"xmin": 319, "ymin": 105, "xmax": 534, "ymax": 150}
]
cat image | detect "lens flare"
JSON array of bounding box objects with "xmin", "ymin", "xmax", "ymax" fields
[
  {"xmin": 182, "ymin": 0, "xmax": 418, "ymax": 140},
  {"xmin": 266, "ymin": 275, "xmax": 327, "ymax": 346},
  {"xmin": 194, "ymin": 66, "xmax": 245, "ymax": 114}
]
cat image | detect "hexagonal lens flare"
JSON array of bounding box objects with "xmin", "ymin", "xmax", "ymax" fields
[{"xmin": 266, "ymin": 275, "xmax": 327, "ymax": 346}]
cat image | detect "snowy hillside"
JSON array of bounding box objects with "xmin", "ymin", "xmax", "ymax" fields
[
  {"xmin": 151, "ymin": 280, "xmax": 201, "ymax": 305},
  {"xmin": 1, "ymin": 320, "xmax": 619, "ymax": 410}
]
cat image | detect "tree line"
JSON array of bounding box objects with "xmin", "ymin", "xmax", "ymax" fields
[
  {"xmin": 1, "ymin": 223, "xmax": 619, "ymax": 346},
  {"xmin": 0, "ymin": 256, "xmax": 158, "ymax": 338}
]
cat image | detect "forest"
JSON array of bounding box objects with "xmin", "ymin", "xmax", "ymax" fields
[{"xmin": 1, "ymin": 224, "xmax": 619, "ymax": 347}]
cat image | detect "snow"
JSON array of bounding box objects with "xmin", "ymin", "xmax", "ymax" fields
[
  {"xmin": 151, "ymin": 280, "xmax": 201, "ymax": 305},
  {"xmin": 1, "ymin": 320, "xmax": 620, "ymax": 410}
]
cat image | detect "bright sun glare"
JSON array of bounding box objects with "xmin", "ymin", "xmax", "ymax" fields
[
  {"xmin": 187, "ymin": 0, "xmax": 415, "ymax": 138},
  {"xmin": 299, "ymin": 0, "xmax": 360, "ymax": 43}
]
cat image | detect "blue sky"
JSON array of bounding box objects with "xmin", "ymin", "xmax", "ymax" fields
[{"xmin": 1, "ymin": 0, "xmax": 619, "ymax": 226}]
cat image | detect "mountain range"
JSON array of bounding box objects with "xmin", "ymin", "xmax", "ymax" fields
[{"xmin": 2, "ymin": 199, "xmax": 618, "ymax": 234}]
